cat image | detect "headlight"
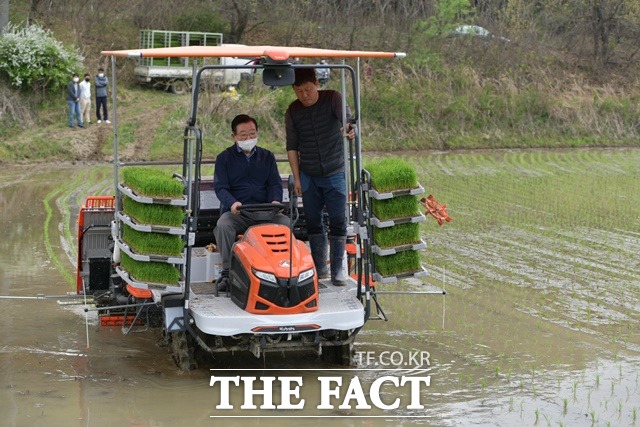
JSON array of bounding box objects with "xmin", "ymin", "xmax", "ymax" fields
[
  {"xmin": 253, "ymin": 269, "xmax": 277, "ymax": 284},
  {"xmin": 298, "ymin": 268, "xmax": 315, "ymax": 282}
]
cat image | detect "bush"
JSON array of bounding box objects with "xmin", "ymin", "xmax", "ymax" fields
[
  {"xmin": 0, "ymin": 23, "xmax": 82, "ymax": 92},
  {"xmin": 173, "ymin": 10, "xmax": 227, "ymax": 34}
]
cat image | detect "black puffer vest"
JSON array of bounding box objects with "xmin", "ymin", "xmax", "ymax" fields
[{"xmin": 287, "ymin": 90, "xmax": 349, "ymax": 177}]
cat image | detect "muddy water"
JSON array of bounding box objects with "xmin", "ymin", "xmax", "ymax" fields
[{"xmin": 1, "ymin": 153, "xmax": 639, "ymax": 427}]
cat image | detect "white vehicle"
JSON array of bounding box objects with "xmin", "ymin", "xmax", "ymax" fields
[{"xmin": 133, "ymin": 30, "xmax": 252, "ymax": 94}]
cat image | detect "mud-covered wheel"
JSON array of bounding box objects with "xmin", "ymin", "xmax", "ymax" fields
[
  {"xmin": 169, "ymin": 80, "xmax": 189, "ymax": 95},
  {"xmin": 322, "ymin": 331, "xmax": 354, "ymax": 366},
  {"xmin": 322, "ymin": 342, "xmax": 353, "ymax": 366},
  {"xmin": 170, "ymin": 331, "xmax": 197, "ymax": 371}
]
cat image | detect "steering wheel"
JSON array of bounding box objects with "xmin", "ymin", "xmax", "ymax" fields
[{"xmin": 236, "ymin": 202, "xmax": 287, "ymax": 212}]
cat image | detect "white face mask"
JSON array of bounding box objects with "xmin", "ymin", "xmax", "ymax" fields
[
  {"xmin": 73, "ymin": 77, "xmax": 79, "ymax": 82},
  {"xmin": 98, "ymin": 73, "xmax": 104, "ymax": 78},
  {"xmin": 237, "ymin": 137, "xmax": 257, "ymax": 152}
]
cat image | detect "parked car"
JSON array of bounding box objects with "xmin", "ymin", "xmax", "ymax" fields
[{"xmin": 449, "ymin": 25, "xmax": 510, "ymax": 42}]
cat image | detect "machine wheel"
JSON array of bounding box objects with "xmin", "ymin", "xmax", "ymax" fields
[
  {"xmin": 170, "ymin": 331, "xmax": 198, "ymax": 371},
  {"xmin": 322, "ymin": 342, "xmax": 353, "ymax": 366},
  {"xmin": 321, "ymin": 331, "xmax": 354, "ymax": 366},
  {"xmin": 169, "ymin": 80, "xmax": 189, "ymax": 95}
]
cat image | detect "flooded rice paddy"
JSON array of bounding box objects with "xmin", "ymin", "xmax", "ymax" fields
[{"xmin": 1, "ymin": 148, "xmax": 639, "ymax": 426}]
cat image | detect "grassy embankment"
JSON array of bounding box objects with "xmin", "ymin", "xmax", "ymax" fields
[{"xmin": 2, "ymin": 36, "xmax": 639, "ymax": 163}]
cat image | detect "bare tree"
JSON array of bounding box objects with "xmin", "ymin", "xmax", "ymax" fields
[{"xmin": 525, "ymin": 0, "xmax": 637, "ymax": 67}]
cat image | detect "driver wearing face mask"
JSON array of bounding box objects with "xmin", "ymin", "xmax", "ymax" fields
[{"xmin": 213, "ymin": 114, "xmax": 290, "ymax": 289}]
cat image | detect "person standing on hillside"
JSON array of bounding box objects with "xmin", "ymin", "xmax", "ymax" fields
[
  {"xmin": 79, "ymin": 73, "xmax": 92, "ymax": 125},
  {"xmin": 94, "ymin": 68, "xmax": 110, "ymax": 124},
  {"xmin": 66, "ymin": 73, "xmax": 84, "ymax": 129},
  {"xmin": 285, "ymin": 68, "xmax": 355, "ymax": 286}
]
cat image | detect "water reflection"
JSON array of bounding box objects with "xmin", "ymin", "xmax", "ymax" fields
[{"xmin": 0, "ymin": 154, "xmax": 638, "ymax": 426}]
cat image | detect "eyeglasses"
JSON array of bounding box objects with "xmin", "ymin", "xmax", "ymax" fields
[{"xmin": 235, "ymin": 131, "xmax": 257, "ymax": 140}]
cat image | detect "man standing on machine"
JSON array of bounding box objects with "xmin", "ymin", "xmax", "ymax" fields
[
  {"xmin": 214, "ymin": 114, "xmax": 289, "ymax": 291},
  {"xmin": 285, "ymin": 68, "xmax": 355, "ymax": 287}
]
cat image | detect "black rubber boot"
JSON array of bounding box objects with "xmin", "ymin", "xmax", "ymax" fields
[
  {"xmin": 308, "ymin": 233, "xmax": 329, "ymax": 279},
  {"xmin": 216, "ymin": 269, "xmax": 229, "ymax": 294},
  {"xmin": 329, "ymin": 236, "xmax": 348, "ymax": 286}
]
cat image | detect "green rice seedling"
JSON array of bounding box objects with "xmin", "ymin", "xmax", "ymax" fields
[
  {"xmin": 371, "ymin": 195, "xmax": 420, "ymax": 220},
  {"xmin": 365, "ymin": 157, "xmax": 418, "ymax": 193},
  {"xmin": 373, "ymin": 222, "xmax": 421, "ymax": 248},
  {"xmin": 374, "ymin": 251, "xmax": 422, "ymax": 277},
  {"xmin": 120, "ymin": 253, "xmax": 181, "ymax": 285},
  {"xmin": 121, "ymin": 224, "xmax": 184, "ymax": 256},
  {"xmin": 123, "ymin": 167, "xmax": 184, "ymax": 198},
  {"xmin": 123, "ymin": 197, "xmax": 184, "ymax": 227}
]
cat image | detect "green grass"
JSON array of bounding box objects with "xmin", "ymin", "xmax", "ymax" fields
[
  {"xmin": 149, "ymin": 103, "xmax": 191, "ymax": 159},
  {"xmin": 373, "ymin": 222, "xmax": 421, "ymax": 248},
  {"xmin": 123, "ymin": 197, "xmax": 184, "ymax": 227},
  {"xmin": 123, "ymin": 167, "xmax": 184, "ymax": 198},
  {"xmin": 371, "ymin": 195, "xmax": 420, "ymax": 220},
  {"xmin": 120, "ymin": 253, "xmax": 181, "ymax": 285},
  {"xmin": 121, "ymin": 224, "xmax": 183, "ymax": 256},
  {"xmin": 374, "ymin": 251, "xmax": 422, "ymax": 276},
  {"xmin": 366, "ymin": 157, "xmax": 419, "ymax": 192}
]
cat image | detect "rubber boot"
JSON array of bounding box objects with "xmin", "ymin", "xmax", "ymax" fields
[
  {"xmin": 216, "ymin": 269, "xmax": 229, "ymax": 294},
  {"xmin": 329, "ymin": 236, "xmax": 348, "ymax": 286},
  {"xmin": 308, "ymin": 234, "xmax": 329, "ymax": 279}
]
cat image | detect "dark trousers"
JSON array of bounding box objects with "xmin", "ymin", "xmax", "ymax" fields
[{"xmin": 96, "ymin": 96, "xmax": 108, "ymax": 120}]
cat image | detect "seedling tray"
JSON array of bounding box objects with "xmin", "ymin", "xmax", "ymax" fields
[
  {"xmin": 116, "ymin": 237, "xmax": 185, "ymax": 264},
  {"xmin": 372, "ymin": 267, "xmax": 429, "ymax": 284},
  {"xmin": 369, "ymin": 184, "xmax": 425, "ymax": 200},
  {"xmin": 371, "ymin": 213, "xmax": 426, "ymax": 228},
  {"xmin": 115, "ymin": 266, "xmax": 183, "ymax": 293},
  {"xmin": 371, "ymin": 240, "xmax": 427, "ymax": 256},
  {"xmin": 117, "ymin": 211, "xmax": 186, "ymax": 235},
  {"xmin": 118, "ymin": 183, "xmax": 187, "ymax": 206}
]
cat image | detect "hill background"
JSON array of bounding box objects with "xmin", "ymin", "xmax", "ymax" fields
[{"xmin": 1, "ymin": 0, "xmax": 639, "ymax": 162}]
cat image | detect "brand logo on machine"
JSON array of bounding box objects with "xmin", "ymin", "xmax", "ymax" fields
[
  {"xmin": 209, "ymin": 350, "xmax": 432, "ymax": 417},
  {"xmin": 279, "ymin": 260, "xmax": 291, "ymax": 268}
]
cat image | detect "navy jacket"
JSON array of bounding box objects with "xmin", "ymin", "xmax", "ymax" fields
[
  {"xmin": 213, "ymin": 145, "xmax": 283, "ymax": 214},
  {"xmin": 95, "ymin": 75, "xmax": 109, "ymax": 97}
]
